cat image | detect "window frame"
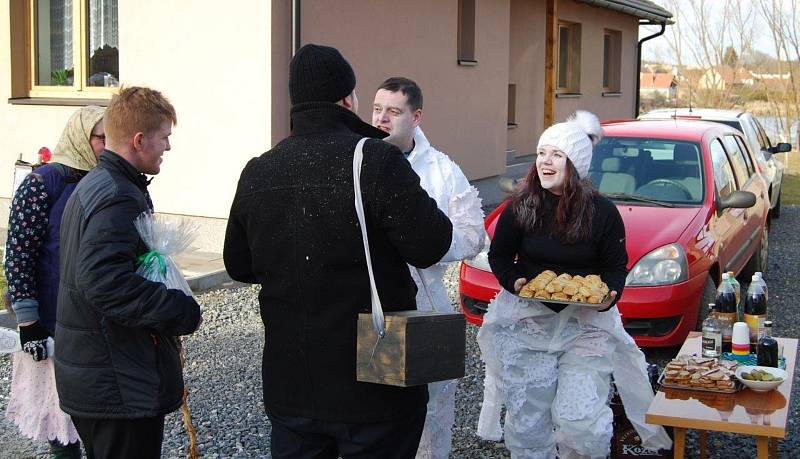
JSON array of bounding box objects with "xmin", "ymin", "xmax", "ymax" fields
[
  {"xmin": 507, "ymin": 83, "xmax": 517, "ymax": 127},
  {"xmin": 602, "ymin": 29, "xmax": 622, "ymax": 93},
  {"xmin": 722, "ymin": 135, "xmax": 751, "ymax": 187},
  {"xmin": 556, "ymin": 21, "xmax": 581, "ymax": 94},
  {"xmin": 25, "ymin": 0, "xmax": 117, "ymax": 100},
  {"xmin": 710, "ymin": 138, "xmax": 737, "ymax": 199},
  {"xmin": 734, "ymin": 136, "xmax": 756, "ymax": 176},
  {"xmin": 457, "ymin": 0, "xmax": 477, "ymax": 65}
]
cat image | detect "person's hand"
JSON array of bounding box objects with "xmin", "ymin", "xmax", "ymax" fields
[
  {"xmin": 513, "ymin": 278, "xmax": 528, "ymax": 293},
  {"xmin": 598, "ymin": 291, "xmax": 618, "ymax": 312},
  {"xmin": 19, "ymin": 321, "xmax": 51, "ymax": 361}
]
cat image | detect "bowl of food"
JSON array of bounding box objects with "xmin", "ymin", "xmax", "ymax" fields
[{"xmin": 735, "ymin": 366, "xmax": 788, "ymax": 392}]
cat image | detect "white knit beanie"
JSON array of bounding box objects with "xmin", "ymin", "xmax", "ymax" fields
[{"xmin": 537, "ymin": 111, "xmax": 603, "ymax": 178}]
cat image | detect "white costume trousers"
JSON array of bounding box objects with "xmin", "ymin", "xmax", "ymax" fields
[
  {"xmin": 477, "ymin": 290, "xmax": 672, "ymax": 459},
  {"xmin": 407, "ymin": 127, "xmax": 486, "ymax": 459}
]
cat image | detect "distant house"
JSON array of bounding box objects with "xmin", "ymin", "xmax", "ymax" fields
[
  {"xmin": 698, "ymin": 66, "xmax": 755, "ymax": 90},
  {"xmin": 640, "ymin": 72, "xmax": 677, "ymax": 99},
  {"xmin": 1, "ymin": 0, "xmax": 672, "ymax": 249}
]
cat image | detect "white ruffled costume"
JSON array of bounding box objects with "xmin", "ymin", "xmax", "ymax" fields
[
  {"xmin": 477, "ymin": 290, "xmax": 672, "ymax": 458},
  {"xmin": 406, "ymin": 127, "xmax": 486, "ymax": 459},
  {"xmin": 5, "ymin": 353, "xmax": 80, "ymax": 445}
]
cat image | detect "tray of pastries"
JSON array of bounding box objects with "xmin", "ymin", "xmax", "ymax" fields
[
  {"xmin": 658, "ymin": 354, "xmax": 741, "ymax": 393},
  {"xmin": 517, "ymin": 270, "xmax": 612, "ymax": 309}
]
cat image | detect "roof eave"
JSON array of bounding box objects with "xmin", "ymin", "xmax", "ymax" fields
[{"xmin": 576, "ymin": 0, "xmax": 673, "ymax": 24}]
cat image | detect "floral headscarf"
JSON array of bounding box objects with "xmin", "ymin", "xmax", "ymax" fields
[{"xmin": 50, "ymin": 105, "xmax": 106, "ymax": 172}]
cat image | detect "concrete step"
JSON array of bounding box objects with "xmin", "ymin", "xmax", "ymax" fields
[{"xmin": 173, "ymin": 250, "xmax": 231, "ymax": 292}]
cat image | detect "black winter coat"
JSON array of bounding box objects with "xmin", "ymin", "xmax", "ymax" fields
[
  {"xmin": 224, "ymin": 102, "xmax": 453, "ymax": 423},
  {"xmin": 55, "ymin": 151, "xmax": 202, "ymax": 419}
]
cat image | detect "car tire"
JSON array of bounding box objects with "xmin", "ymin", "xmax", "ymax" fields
[
  {"xmin": 696, "ymin": 275, "xmax": 716, "ymax": 331},
  {"xmin": 772, "ymin": 192, "xmax": 781, "ymax": 219},
  {"xmin": 742, "ymin": 225, "xmax": 769, "ymax": 279}
]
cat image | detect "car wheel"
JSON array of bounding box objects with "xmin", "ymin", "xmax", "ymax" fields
[
  {"xmin": 742, "ymin": 225, "xmax": 769, "ymax": 279},
  {"xmin": 696, "ymin": 275, "xmax": 716, "ymax": 331},
  {"xmin": 772, "ymin": 192, "xmax": 781, "ymax": 219}
]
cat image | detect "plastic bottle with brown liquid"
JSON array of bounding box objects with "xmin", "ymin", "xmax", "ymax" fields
[
  {"xmin": 744, "ymin": 275, "xmax": 767, "ymax": 346},
  {"xmin": 715, "ymin": 273, "xmax": 737, "ymax": 353}
]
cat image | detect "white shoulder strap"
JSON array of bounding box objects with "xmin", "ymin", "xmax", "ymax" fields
[{"xmin": 352, "ymin": 138, "xmax": 385, "ymax": 337}]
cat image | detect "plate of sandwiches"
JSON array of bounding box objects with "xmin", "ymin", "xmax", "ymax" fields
[
  {"xmin": 517, "ymin": 270, "xmax": 612, "ymax": 309},
  {"xmin": 659, "ymin": 354, "xmax": 740, "ymax": 393}
]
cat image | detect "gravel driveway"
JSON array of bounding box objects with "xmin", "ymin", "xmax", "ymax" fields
[{"xmin": 2, "ymin": 206, "xmax": 798, "ymax": 458}]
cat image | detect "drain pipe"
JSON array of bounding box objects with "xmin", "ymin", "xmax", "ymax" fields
[
  {"xmin": 292, "ymin": 0, "xmax": 302, "ymax": 54},
  {"xmin": 635, "ymin": 21, "xmax": 665, "ymax": 117}
]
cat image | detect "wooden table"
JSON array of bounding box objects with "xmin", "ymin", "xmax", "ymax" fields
[{"xmin": 645, "ymin": 332, "xmax": 797, "ymax": 459}]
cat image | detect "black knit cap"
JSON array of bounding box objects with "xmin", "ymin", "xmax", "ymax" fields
[{"xmin": 289, "ymin": 44, "xmax": 356, "ymax": 105}]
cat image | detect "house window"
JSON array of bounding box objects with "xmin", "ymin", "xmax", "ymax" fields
[
  {"xmin": 28, "ymin": 0, "xmax": 119, "ymax": 98},
  {"xmin": 507, "ymin": 83, "xmax": 517, "ymax": 126},
  {"xmin": 557, "ymin": 21, "xmax": 581, "ymax": 93},
  {"xmin": 458, "ymin": 0, "xmax": 476, "ymax": 65},
  {"xmin": 603, "ymin": 29, "xmax": 621, "ymax": 92}
]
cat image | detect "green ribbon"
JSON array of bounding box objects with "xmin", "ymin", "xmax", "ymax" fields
[{"xmin": 137, "ymin": 250, "xmax": 167, "ymax": 277}]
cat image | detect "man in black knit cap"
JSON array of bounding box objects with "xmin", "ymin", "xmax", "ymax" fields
[{"xmin": 224, "ymin": 44, "xmax": 453, "ymax": 458}]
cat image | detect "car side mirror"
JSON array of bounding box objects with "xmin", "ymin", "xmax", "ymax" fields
[
  {"xmin": 770, "ymin": 142, "xmax": 792, "ymax": 154},
  {"xmin": 498, "ymin": 177, "xmax": 518, "ymax": 194},
  {"xmin": 718, "ymin": 190, "xmax": 756, "ymax": 212}
]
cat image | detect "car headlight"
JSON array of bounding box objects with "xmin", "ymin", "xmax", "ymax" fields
[
  {"xmin": 625, "ymin": 243, "xmax": 688, "ymax": 286},
  {"xmin": 463, "ymin": 235, "xmax": 492, "ymax": 272}
]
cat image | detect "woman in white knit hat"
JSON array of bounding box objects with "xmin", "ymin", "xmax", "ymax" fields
[{"xmin": 476, "ymin": 111, "xmax": 671, "ymax": 458}]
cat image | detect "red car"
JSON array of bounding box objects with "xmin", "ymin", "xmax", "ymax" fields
[{"xmin": 460, "ymin": 119, "xmax": 770, "ymax": 347}]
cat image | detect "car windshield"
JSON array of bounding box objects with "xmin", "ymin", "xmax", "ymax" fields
[{"xmin": 590, "ymin": 137, "xmax": 704, "ymax": 205}]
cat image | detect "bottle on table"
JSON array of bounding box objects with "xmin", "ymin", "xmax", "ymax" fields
[
  {"xmin": 701, "ymin": 303, "xmax": 722, "ymax": 358},
  {"xmin": 756, "ymin": 320, "xmax": 779, "ymax": 367},
  {"xmin": 715, "ymin": 273, "xmax": 737, "ymax": 353},
  {"xmin": 726, "ymin": 271, "xmax": 742, "ymax": 320},
  {"xmin": 744, "ymin": 274, "xmax": 768, "ymax": 346},
  {"xmin": 754, "ymin": 271, "xmax": 768, "ymax": 302}
]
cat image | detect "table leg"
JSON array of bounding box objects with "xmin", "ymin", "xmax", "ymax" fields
[
  {"xmin": 673, "ymin": 428, "xmax": 686, "ymax": 459},
  {"xmin": 699, "ymin": 430, "xmax": 707, "ymax": 459},
  {"xmin": 769, "ymin": 437, "xmax": 778, "ymax": 459},
  {"xmin": 756, "ymin": 436, "xmax": 769, "ymax": 459}
]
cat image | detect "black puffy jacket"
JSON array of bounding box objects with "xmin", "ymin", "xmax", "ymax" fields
[
  {"xmin": 55, "ymin": 151, "xmax": 201, "ymax": 419},
  {"xmin": 224, "ymin": 102, "xmax": 453, "ymax": 423}
]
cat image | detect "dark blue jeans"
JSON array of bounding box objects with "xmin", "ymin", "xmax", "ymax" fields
[{"xmin": 268, "ymin": 408, "xmax": 426, "ymax": 459}]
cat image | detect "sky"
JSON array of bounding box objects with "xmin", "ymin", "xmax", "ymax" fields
[{"xmin": 638, "ymin": 0, "xmax": 788, "ymax": 65}]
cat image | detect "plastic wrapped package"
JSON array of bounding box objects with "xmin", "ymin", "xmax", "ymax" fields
[{"xmin": 134, "ymin": 212, "xmax": 199, "ymax": 296}]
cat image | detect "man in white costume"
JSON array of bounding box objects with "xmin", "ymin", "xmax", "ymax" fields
[{"xmin": 373, "ymin": 77, "xmax": 486, "ymax": 459}]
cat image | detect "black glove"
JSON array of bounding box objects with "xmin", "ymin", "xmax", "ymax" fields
[{"xmin": 19, "ymin": 321, "xmax": 51, "ymax": 362}]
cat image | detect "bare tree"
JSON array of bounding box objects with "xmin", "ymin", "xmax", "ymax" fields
[
  {"xmin": 755, "ymin": 0, "xmax": 800, "ymax": 148},
  {"xmin": 649, "ymin": 0, "xmax": 759, "ymax": 109}
]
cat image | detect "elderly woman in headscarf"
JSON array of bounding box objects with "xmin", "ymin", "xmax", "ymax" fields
[
  {"xmin": 4, "ymin": 105, "xmax": 105, "ymax": 458},
  {"xmin": 476, "ymin": 111, "xmax": 671, "ymax": 458}
]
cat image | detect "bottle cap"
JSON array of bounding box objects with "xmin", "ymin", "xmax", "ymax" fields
[
  {"xmin": 764, "ymin": 320, "xmax": 773, "ymax": 327},
  {"xmin": 752, "ymin": 274, "xmax": 759, "ymax": 282},
  {"xmin": 722, "ymin": 273, "xmax": 729, "ymax": 280}
]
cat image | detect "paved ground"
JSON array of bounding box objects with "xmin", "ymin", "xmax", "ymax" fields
[{"xmin": 1, "ymin": 206, "xmax": 798, "ymax": 458}]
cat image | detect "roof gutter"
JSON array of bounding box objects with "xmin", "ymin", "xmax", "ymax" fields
[
  {"xmin": 635, "ymin": 21, "xmax": 666, "ymax": 117},
  {"xmin": 577, "ymin": 0, "xmax": 673, "ymax": 23}
]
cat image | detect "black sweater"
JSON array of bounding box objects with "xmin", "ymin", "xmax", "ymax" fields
[{"xmin": 488, "ymin": 191, "xmax": 628, "ymax": 312}]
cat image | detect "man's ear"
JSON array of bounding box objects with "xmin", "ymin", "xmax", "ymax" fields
[
  {"xmin": 132, "ymin": 132, "xmax": 145, "ymax": 151},
  {"xmin": 340, "ymin": 94, "xmax": 354, "ymax": 110},
  {"xmin": 412, "ymin": 109, "xmax": 423, "ymax": 128}
]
